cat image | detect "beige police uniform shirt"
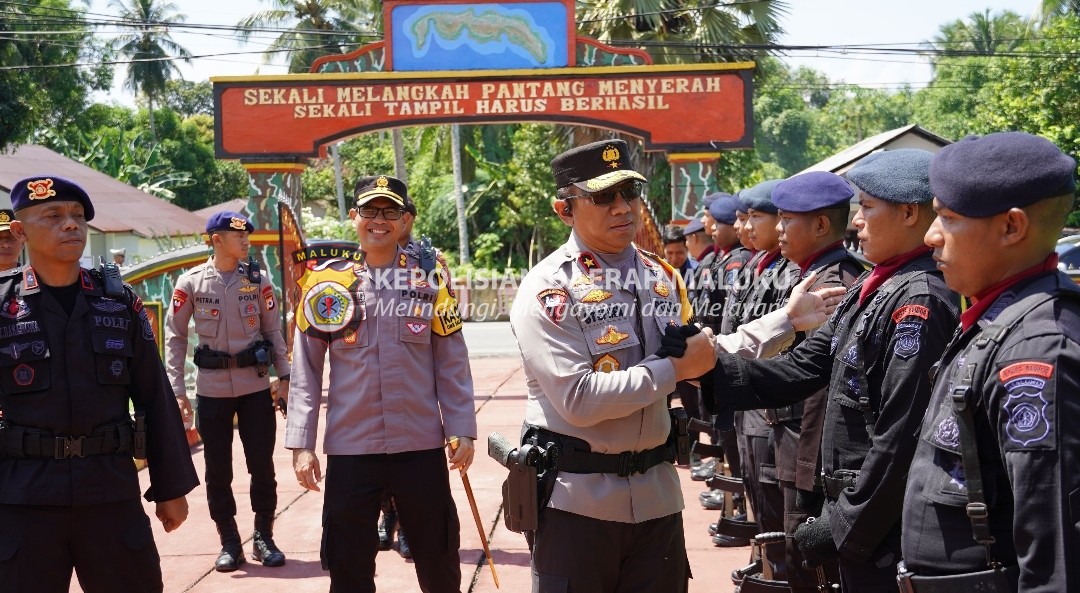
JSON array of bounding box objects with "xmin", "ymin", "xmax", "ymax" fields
[
  {"xmin": 285, "ymin": 247, "xmax": 477, "ymax": 454},
  {"xmin": 165, "ymin": 257, "xmax": 288, "ymax": 398},
  {"xmin": 510, "ymin": 232, "xmax": 795, "ymax": 524}
]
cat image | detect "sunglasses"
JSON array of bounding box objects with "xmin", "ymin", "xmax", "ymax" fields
[
  {"xmin": 572, "ymin": 181, "xmax": 643, "ymax": 206},
  {"xmin": 356, "ymin": 206, "xmax": 405, "ymax": 220}
]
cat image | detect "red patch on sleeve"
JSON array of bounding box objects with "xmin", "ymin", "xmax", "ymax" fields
[
  {"xmin": 171, "ymin": 289, "xmax": 187, "ymax": 314},
  {"xmin": 262, "ymin": 285, "xmax": 276, "ymax": 311},
  {"xmin": 891, "ymin": 304, "xmax": 930, "ymax": 323},
  {"xmin": 999, "ymin": 361, "xmax": 1054, "ymax": 382},
  {"xmin": 537, "ymin": 288, "xmax": 569, "ymax": 325}
]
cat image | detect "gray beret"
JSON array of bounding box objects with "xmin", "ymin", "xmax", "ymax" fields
[
  {"xmin": 702, "ymin": 192, "xmax": 720, "ymax": 209},
  {"xmin": 740, "ymin": 179, "xmax": 783, "ymax": 214},
  {"xmin": 846, "ymin": 149, "xmax": 934, "ymax": 204},
  {"xmin": 930, "ymin": 132, "xmax": 1076, "ymax": 218},
  {"xmin": 707, "ymin": 194, "xmax": 740, "ymax": 224},
  {"xmin": 773, "ymin": 171, "xmax": 853, "ymax": 213},
  {"xmin": 734, "ymin": 190, "xmax": 748, "ymax": 213},
  {"xmin": 684, "ymin": 218, "xmax": 707, "ymax": 236}
]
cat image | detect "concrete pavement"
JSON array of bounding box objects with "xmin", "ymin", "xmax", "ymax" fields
[{"xmin": 78, "ymin": 353, "xmax": 747, "ymax": 592}]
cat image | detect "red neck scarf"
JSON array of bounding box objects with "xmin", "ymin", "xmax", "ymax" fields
[
  {"xmin": 857, "ymin": 246, "xmax": 932, "ymax": 305},
  {"xmin": 755, "ymin": 248, "xmax": 781, "ymax": 277},
  {"xmin": 959, "ymin": 254, "xmax": 1059, "ymax": 331},
  {"xmin": 798, "ymin": 240, "xmax": 846, "ymax": 278}
]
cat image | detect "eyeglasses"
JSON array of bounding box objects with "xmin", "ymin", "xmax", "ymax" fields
[
  {"xmin": 356, "ymin": 206, "xmax": 405, "ymax": 220},
  {"xmin": 572, "ymin": 181, "xmax": 643, "ymax": 207}
]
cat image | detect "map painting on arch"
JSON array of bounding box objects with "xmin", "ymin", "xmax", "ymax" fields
[{"xmin": 390, "ymin": 2, "xmax": 569, "ymax": 71}]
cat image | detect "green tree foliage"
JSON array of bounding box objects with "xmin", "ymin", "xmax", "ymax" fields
[
  {"xmin": 0, "ymin": 0, "xmax": 111, "ymax": 148},
  {"xmin": 236, "ymin": 0, "xmax": 375, "ymax": 73},
  {"xmin": 162, "ymin": 79, "xmax": 214, "ymax": 117},
  {"xmin": 109, "ymin": 0, "xmax": 191, "ymax": 140}
]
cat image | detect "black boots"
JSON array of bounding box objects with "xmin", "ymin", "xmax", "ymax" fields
[
  {"xmin": 252, "ymin": 512, "xmax": 286, "ymax": 567},
  {"xmin": 396, "ymin": 527, "xmax": 412, "ymax": 559},
  {"xmin": 378, "ymin": 511, "xmax": 397, "ymax": 551},
  {"xmin": 215, "ymin": 519, "xmax": 246, "ymax": 572}
]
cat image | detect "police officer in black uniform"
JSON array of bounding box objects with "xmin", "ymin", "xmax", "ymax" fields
[
  {"xmin": 0, "ymin": 175, "xmax": 198, "ymax": 593},
  {"xmin": 900, "ymin": 132, "xmax": 1080, "ymax": 592},
  {"xmin": 702, "ymin": 150, "xmax": 961, "ymax": 591}
]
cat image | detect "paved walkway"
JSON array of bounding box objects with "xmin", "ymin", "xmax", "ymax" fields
[{"xmin": 83, "ymin": 357, "xmax": 746, "ymax": 592}]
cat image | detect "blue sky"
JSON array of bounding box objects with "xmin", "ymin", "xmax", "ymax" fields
[{"xmin": 90, "ymin": 0, "xmax": 1041, "ymax": 104}]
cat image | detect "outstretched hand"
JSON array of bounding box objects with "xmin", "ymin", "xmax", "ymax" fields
[{"xmin": 784, "ymin": 271, "xmax": 848, "ymax": 332}]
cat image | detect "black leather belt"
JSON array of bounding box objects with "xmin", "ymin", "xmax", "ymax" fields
[
  {"xmin": 530, "ymin": 427, "xmax": 674, "ymax": 477},
  {"xmin": 0, "ymin": 422, "xmax": 133, "ymax": 459},
  {"xmin": 764, "ymin": 402, "xmax": 804, "ymax": 425},
  {"xmin": 194, "ymin": 348, "xmax": 258, "ymax": 369},
  {"xmin": 822, "ymin": 471, "xmax": 859, "ymax": 498}
]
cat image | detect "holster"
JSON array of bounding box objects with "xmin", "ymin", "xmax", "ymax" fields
[{"xmin": 897, "ymin": 561, "xmax": 1018, "ymax": 593}]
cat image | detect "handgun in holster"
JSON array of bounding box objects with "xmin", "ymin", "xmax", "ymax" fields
[
  {"xmin": 488, "ymin": 432, "xmax": 557, "ymax": 534},
  {"xmin": 669, "ymin": 407, "xmax": 691, "ymax": 467},
  {"xmin": 132, "ymin": 410, "xmax": 147, "ymax": 460}
]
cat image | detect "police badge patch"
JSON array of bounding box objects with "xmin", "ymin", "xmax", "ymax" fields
[
  {"xmin": 999, "ymin": 361, "xmax": 1054, "ymax": 449},
  {"xmin": 537, "ymin": 289, "xmax": 569, "ymax": 325},
  {"xmin": 893, "ymin": 321, "xmax": 923, "ymax": 359}
]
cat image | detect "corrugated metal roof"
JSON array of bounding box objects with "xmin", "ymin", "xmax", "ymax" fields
[{"xmin": 0, "ymin": 144, "xmax": 207, "ymax": 237}]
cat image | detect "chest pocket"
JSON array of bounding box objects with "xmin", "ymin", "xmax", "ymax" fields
[
  {"xmin": 0, "ymin": 336, "xmax": 51, "ymax": 395},
  {"xmin": 237, "ymin": 297, "xmax": 261, "ymax": 336},
  {"xmin": 399, "ymin": 287, "xmax": 438, "ymax": 345},
  {"xmin": 91, "ymin": 329, "xmax": 133, "ymax": 385},
  {"xmin": 329, "ymin": 322, "xmax": 369, "ymax": 350},
  {"xmin": 583, "ymin": 319, "xmax": 640, "ymax": 358},
  {"xmin": 193, "ymin": 306, "xmax": 220, "ymax": 338}
]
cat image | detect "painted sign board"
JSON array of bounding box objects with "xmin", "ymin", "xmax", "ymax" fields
[
  {"xmin": 386, "ymin": 1, "xmax": 572, "ymax": 71},
  {"xmin": 213, "ymin": 63, "xmax": 752, "ymax": 159}
]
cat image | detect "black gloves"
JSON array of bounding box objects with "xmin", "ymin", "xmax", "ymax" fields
[
  {"xmin": 655, "ymin": 323, "xmax": 701, "ymax": 358},
  {"xmin": 793, "ymin": 508, "xmax": 838, "ymax": 568},
  {"xmin": 795, "ymin": 488, "xmax": 825, "ymax": 516}
]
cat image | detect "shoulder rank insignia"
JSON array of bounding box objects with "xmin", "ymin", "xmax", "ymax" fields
[
  {"xmin": 594, "ymin": 353, "xmax": 620, "ymax": 373},
  {"xmin": 595, "ymin": 325, "xmax": 629, "ymax": 346},
  {"xmin": 581, "ymin": 289, "xmax": 612, "ymax": 303},
  {"xmin": 653, "ymin": 282, "xmax": 670, "ymax": 298},
  {"xmin": 578, "ymin": 252, "xmax": 600, "ymax": 273}
]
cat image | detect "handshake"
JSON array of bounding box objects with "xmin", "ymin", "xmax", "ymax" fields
[{"xmin": 655, "ymin": 323, "xmax": 718, "ymax": 381}]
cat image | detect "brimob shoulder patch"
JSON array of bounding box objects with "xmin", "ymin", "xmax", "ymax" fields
[
  {"xmin": 893, "ymin": 320, "xmax": 923, "ymax": 359},
  {"xmin": 891, "ymin": 304, "xmax": 930, "ymax": 323},
  {"xmin": 999, "ymin": 361, "xmax": 1055, "ymax": 450}
]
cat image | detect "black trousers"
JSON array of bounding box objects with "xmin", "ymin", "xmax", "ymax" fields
[
  {"xmin": 0, "ymin": 499, "xmax": 162, "ymax": 593},
  {"xmin": 837, "ymin": 523, "xmax": 903, "ymax": 593},
  {"xmin": 781, "ymin": 481, "xmax": 841, "ymax": 592},
  {"xmin": 531, "ymin": 508, "xmax": 689, "ymax": 593},
  {"xmin": 197, "ymin": 389, "xmax": 277, "ymax": 523},
  {"xmin": 323, "ymin": 449, "xmax": 462, "ymax": 593}
]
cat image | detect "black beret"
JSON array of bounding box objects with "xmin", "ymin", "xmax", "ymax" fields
[
  {"xmin": 740, "ymin": 179, "xmax": 784, "ymax": 214},
  {"xmin": 734, "ymin": 190, "xmax": 748, "ymax": 214},
  {"xmin": 206, "ymin": 211, "xmax": 254, "ymax": 234},
  {"xmin": 930, "ymin": 132, "xmax": 1077, "ymax": 217},
  {"xmin": 773, "ymin": 171, "xmax": 853, "ymax": 213},
  {"xmin": 354, "ymin": 175, "xmax": 409, "ymax": 209},
  {"xmin": 683, "ymin": 218, "xmax": 707, "ymax": 236},
  {"xmin": 846, "ymin": 149, "xmax": 934, "ymax": 204},
  {"xmin": 551, "ymin": 139, "xmax": 647, "ymax": 191},
  {"xmin": 10, "ymin": 175, "xmax": 95, "ymax": 221},
  {"xmin": 707, "ymin": 194, "xmax": 740, "ymax": 225}
]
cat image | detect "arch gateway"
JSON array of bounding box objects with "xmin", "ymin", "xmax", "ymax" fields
[{"xmin": 136, "ymin": 0, "xmax": 752, "ymax": 330}]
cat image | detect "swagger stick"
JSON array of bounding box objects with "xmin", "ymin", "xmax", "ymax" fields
[{"xmin": 448, "ymin": 437, "xmax": 500, "ymax": 588}]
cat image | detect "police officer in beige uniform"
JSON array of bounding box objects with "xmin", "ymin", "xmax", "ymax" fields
[
  {"xmin": 165, "ymin": 211, "xmax": 289, "ymax": 572},
  {"xmin": 0, "ymin": 209, "xmax": 23, "ymax": 272},
  {"xmin": 511, "ymin": 140, "xmax": 842, "ymax": 593},
  {"xmin": 288, "ymin": 175, "xmax": 476, "ymax": 593}
]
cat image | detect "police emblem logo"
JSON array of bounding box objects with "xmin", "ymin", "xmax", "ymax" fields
[
  {"xmin": 1, "ymin": 296, "xmax": 30, "ymax": 320},
  {"xmin": 247, "ymin": 316, "xmax": 257, "ymax": 329},
  {"xmin": 110, "ymin": 359, "xmax": 123, "ymax": 378},
  {"xmin": 999, "ymin": 361, "xmax": 1054, "ymax": 448},
  {"xmin": 406, "ymin": 322, "xmax": 428, "ymax": 335},
  {"xmin": 0, "ymin": 212, "xmax": 9, "ymax": 223},
  {"xmin": 141, "ymin": 310, "xmax": 155, "ymax": 341},
  {"xmin": 229, "ymin": 216, "xmax": 247, "ymax": 231},
  {"xmin": 594, "ymin": 353, "xmax": 620, "ymax": 373},
  {"xmin": 303, "ymin": 280, "xmax": 355, "ymax": 332},
  {"xmin": 893, "ymin": 321, "xmax": 923, "ymax": 359},
  {"xmin": 537, "ymin": 288, "xmax": 569, "ymax": 325},
  {"xmin": 343, "ymin": 328, "xmax": 358, "ymax": 344},
  {"xmin": 376, "ymin": 176, "xmax": 389, "ymax": 188},
  {"xmin": 172, "ymin": 289, "xmax": 188, "ymax": 314},
  {"xmin": 595, "ymin": 325, "xmax": 629, "ymax": 346},
  {"xmin": 601, "ymin": 144, "xmax": 620, "ymax": 169},
  {"xmin": 243, "ymin": 302, "xmax": 258, "ymax": 316},
  {"xmin": 13, "ymin": 363, "xmax": 34, "ymax": 386},
  {"xmin": 31, "ymin": 341, "xmax": 45, "ymax": 356},
  {"xmin": 262, "ymin": 285, "xmax": 276, "ymax": 310},
  {"xmin": 653, "ymin": 282, "xmax": 670, "ymax": 298},
  {"xmin": 91, "ymin": 299, "xmax": 126, "ymax": 313},
  {"xmin": 26, "ymin": 179, "xmax": 56, "ymax": 201},
  {"xmin": 934, "ymin": 415, "xmax": 961, "ymax": 450},
  {"xmin": 239, "ymin": 285, "xmax": 258, "ymax": 293},
  {"xmin": 581, "ymin": 289, "xmax": 612, "ymax": 303}
]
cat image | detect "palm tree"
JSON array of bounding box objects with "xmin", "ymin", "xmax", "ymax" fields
[
  {"xmin": 110, "ymin": 0, "xmax": 191, "ymax": 140},
  {"xmin": 927, "ymin": 9, "xmax": 1028, "ymax": 65},
  {"xmin": 1040, "ymin": 0, "xmax": 1080, "ymax": 22},
  {"xmin": 236, "ymin": 0, "xmax": 373, "ymax": 73}
]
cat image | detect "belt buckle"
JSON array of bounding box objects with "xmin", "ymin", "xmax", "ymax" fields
[
  {"xmin": 54, "ymin": 436, "xmax": 85, "ymax": 459},
  {"xmin": 617, "ymin": 451, "xmax": 644, "ymax": 477}
]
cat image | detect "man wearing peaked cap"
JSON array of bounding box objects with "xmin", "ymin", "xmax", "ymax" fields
[
  {"xmin": 900, "ymin": 132, "xmax": 1080, "ymax": 592},
  {"xmin": 760, "ymin": 170, "xmax": 865, "ymax": 591},
  {"xmin": 705, "ymin": 149, "xmax": 961, "ymax": 591},
  {"xmin": 288, "ymin": 173, "xmax": 477, "ymax": 592},
  {"xmin": 509, "ymin": 139, "xmax": 843, "ymax": 593},
  {"xmin": 0, "ymin": 209, "xmax": 22, "ymax": 271},
  {"xmin": 0, "ymin": 175, "xmax": 198, "ymax": 591},
  {"xmin": 166, "ymin": 209, "xmax": 291, "ymax": 572}
]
